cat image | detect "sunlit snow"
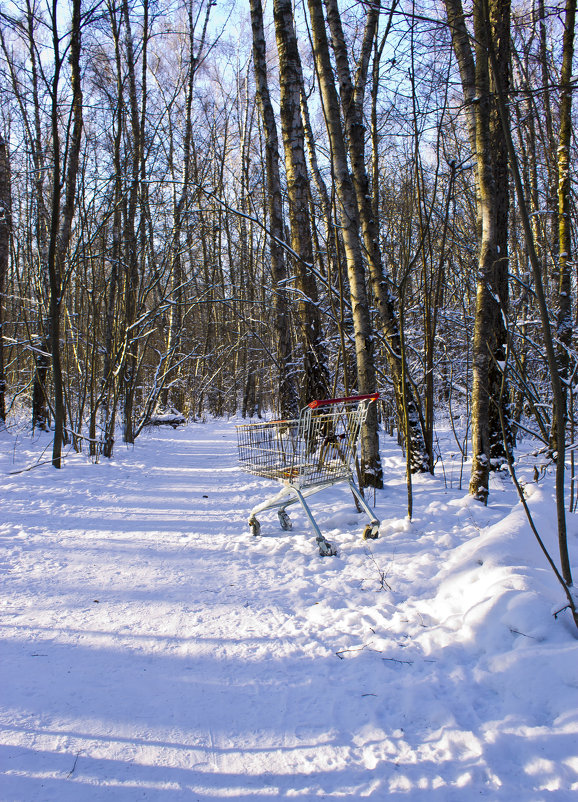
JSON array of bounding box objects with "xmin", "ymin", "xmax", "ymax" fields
[{"xmin": 1, "ymin": 420, "xmax": 577, "ymax": 800}]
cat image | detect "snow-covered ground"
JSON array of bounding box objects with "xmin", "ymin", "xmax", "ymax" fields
[{"xmin": 1, "ymin": 418, "xmax": 577, "ymax": 800}]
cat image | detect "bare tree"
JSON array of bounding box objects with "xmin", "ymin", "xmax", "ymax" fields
[
  {"xmin": 0, "ymin": 134, "xmax": 10, "ymax": 424},
  {"xmin": 483, "ymin": 0, "xmax": 573, "ymax": 586},
  {"xmin": 120, "ymin": 0, "xmax": 144, "ymax": 444},
  {"xmin": 444, "ymin": 0, "xmax": 513, "ymax": 502},
  {"xmin": 306, "ymin": 0, "xmax": 383, "ymax": 488},
  {"xmin": 0, "ymin": 2, "xmax": 52, "ymax": 431},
  {"xmin": 273, "ymin": 0, "xmax": 330, "ymax": 404},
  {"xmin": 161, "ymin": 0, "xmax": 214, "ymax": 415},
  {"xmin": 321, "ymin": 0, "xmax": 431, "ymax": 474},
  {"xmin": 554, "ymin": 0, "xmax": 577, "ymax": 448},
  {"xmin": 250, "ymin": 0, "xmax": 299, "ymax": 418},
  {"xmin": 45, "ymin": 0, "xmax": 84, "ymax": 467}
]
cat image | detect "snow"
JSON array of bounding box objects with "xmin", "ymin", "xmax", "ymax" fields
[{"xmin": 1, "ymin": 420, "xmax": 577, "ymax": 800}]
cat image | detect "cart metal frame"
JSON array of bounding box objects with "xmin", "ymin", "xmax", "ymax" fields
[{"xmin": 236, "ymin": 394, "xmax": 380, "ymax": 555}]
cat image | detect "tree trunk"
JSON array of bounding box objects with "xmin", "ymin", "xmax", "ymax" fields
[
  {"xmin": 161, "ymin": 0, "xmax": 213, "ymax": 416},
  {"xmin": 554, "ymin": 0, "xmax": 576, "ymax": 450},
  {"xmin": 0, "ymin": 135, "xmax": 10, "ymax": 424},
  {"xmin": 307, "ymin": 0, "xmax": 383, "ymax": 488},
  {"xmin": 121, "ymin": 0, "xmax": 143, "ymax": 444},
  {"xmin": 100, "ymin": 0, "xmax": 124, "ymax": 458},
  {"xmin": 47, "ymin": 0, "xmax": 83, "ymax": 468},
  {"xmin": 250, "ymin": 0, "xmax": 299, "ymax": 419},
  {"xmin": 323, "ymin": 0, "xmax": 431, "ymax": 473},
  {"xmin": 485, "ymin": 0, "xmax": 572, "ymax": 584},
  {"xmin": 444, "ymin": 0, "xmax": 481, "ymax": 234},
  {"xmin": 273, "ymin": 0, "xmax": 330, "ymax": 405},
  {"xmin": 445, "ymin": 0, "xmax": 512, "ymax": 501},
  {"xmin": 486, "ymin": 0, "xmax": 512, "ymax": 469},
  {"xmin": 14, "ymin": 2, "xmax": 51, "ymax": 431}
]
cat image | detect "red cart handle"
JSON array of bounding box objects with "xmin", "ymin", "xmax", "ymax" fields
[{"xmin": 308, "ymin": 392, "xmax": 380, "ymax": 409}]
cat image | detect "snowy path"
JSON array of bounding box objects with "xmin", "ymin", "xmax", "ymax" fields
[{"xmin": 1, "ymin": 421, "xmax": 577, "ymax": 800}]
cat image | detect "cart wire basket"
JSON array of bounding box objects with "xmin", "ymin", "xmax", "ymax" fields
[{"xmin": 236, "ymin": 393, "xmax": 381, "ymax": 555}]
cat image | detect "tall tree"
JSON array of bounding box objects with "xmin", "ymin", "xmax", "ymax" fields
[
  {"xmin": 306, "ymin": 0, "xmax": 383, "ymax": 487},
  {"xmin": 0, "ymin": 135, "xmax": 10, "ymax": 424},
  {"xmin": 485, "ymin": 0, "xmax": 573, "ymax": 585},
  {"xmin": 46, "ymin": 0, "xmax": 84, "ymax": 467},
  {"xmin": 0, "ymin": 2, "xmax": 52, "ymax": 431},
  {"xmin": 273, "ymin": 0, "xmax": 330, "ymax": 404},
  {"xmin": 554, "ymin": 0, "xmax": 577, "ymax": 446},
  {"xmin": 445, "ymin": 0, "xmax": 512, "ymax": 502},
  {"xmin": 321, "ymin": 0, "xmax": 431, "ymax": 473},
  {"xmin": 162, "ymin": 0, "xmax": 214, "ymax": 415},
  {"xmin": 99, "ymin": 0, "xmax": 124, "ymax": 458},
  {"xmin": 121, "ymin": 0, "xmax": 144, "ymax": 444},
  {"xmin": 250, "ymin": 0, "xmax": 299, "ymax": 418}
]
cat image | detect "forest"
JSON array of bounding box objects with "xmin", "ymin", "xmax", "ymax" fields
[{"xmin": 0, "ymin": 0, "xmax": 576, "ymax": 524}]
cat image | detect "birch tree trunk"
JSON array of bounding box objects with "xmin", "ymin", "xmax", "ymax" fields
[
  {"xmin": 444, "ymin": 0, "xmax": 512, "ymax": 502},
  {"xmin": 306, "ymin": 0, "xmax": 383, "ymax": 488},
  {"xmin": 322, "ymin": 0, "xmax": 431, "ymax": 473},
  {"xmin": 250, "ymin": 0, "xmax": 299, "ymax": 419},
  {"xmin": 273, "ymin": 0, "xmax": 330, "ymax": 404},
  {"xmin": 0, "ymin": 135, "xmax": 10, "ymax": 424}
]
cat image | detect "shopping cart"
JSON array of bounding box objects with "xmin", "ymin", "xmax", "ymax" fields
[{"xmin": 236, "ymin": 394, "xmax": 381, "ymax": 556}]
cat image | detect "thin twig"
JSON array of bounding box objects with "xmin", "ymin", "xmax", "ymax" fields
[
  {"xmin": 496, "ymin": 357, "xmax": 578, "ymax": 629},
  {"xmin": 335, "ymin": 643, "xmax": 372, "ymax": 659},
  {"xmin": 364, "ymin": 545, "xmax": 392, "ymax": 591},
  {"xmin": 66, "ymin": 751, "xmax": 81, "ymax": 779},
  {"xmin": 382, "ymin": 657, "xmax": 414, "ymax": 666},
  {"xmin": 8, "ymin": 445, "xmax": 75, "ymax": 475}
]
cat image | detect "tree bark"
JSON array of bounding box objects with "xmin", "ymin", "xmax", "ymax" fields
[
  {"xmin": 121, "ymin": 0, "xmax": 144, "ymax": 443},
  {"xmin": 273, "ymin": 0, "xmax": 330, "ymax": 405},
  {"xmin": 486, "ymin": 0, "xmax": 511, "ymax": 469},
  {"xmin": 0, "ymin": 135, "xmax": 10, "ymax": 424},
  {"xmin": 250, "ymin": 0, "xmax": 299, "ymax": 419},
  {"xmin": 445, "ymin": 0, "xmax": 512, "ymax": 501},
  {"xmin": 47, "ymin": 0, "xmax": 83, "ymax": 468},
  {"xmin": 100, "ymin": 0, "xmax": 125, "ymax": 458},
  {"xmin": 7, "ymin": 2, "xmax": 52, "ymax": 431},
  {"xmin": 554, "ymin": 0, "xmax": 576, "ymax": 447},
  {"xmin": 323, "ymin": 0, "xmax": 431, "ymax": 473},
  {"xmin": 307, "ymin": 0, "xmax": 383, "ymax": 487}
]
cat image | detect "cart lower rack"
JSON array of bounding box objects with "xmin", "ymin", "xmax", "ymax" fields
[{"xmin": 236, "ymin": 394, "xmax": 380, "ymax": 555}]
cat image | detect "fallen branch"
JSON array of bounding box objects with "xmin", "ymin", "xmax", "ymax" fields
[
  {"xmin": 66, "ymin": 751, "xmax": 81, "ymax": 779},
  {"xmin": 335, "ymin": 643, "xmax": 372, "ymax": 659},
  {"xmin": 363, "ymin": 545, "xmax": 392, "ymax": 591},
  {"xmin": 382, "ymin": 657, "xmax": 414, "ymax": 666}
]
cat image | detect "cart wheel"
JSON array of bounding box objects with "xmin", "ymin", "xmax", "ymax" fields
[
  {"xmin": 278, "ymin": 510, "xmax": 292, "ymax": 531},
  {"xmin": 363, "ymin": 523, "xmax": 380, "ymax": 540},
  {"xmin": 318, "ymin": 538, "xmax": 338, "ymax": 557},
  {"xmin": 249, "ymin": 517, "xmax": 261, "ymax": 537}
]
